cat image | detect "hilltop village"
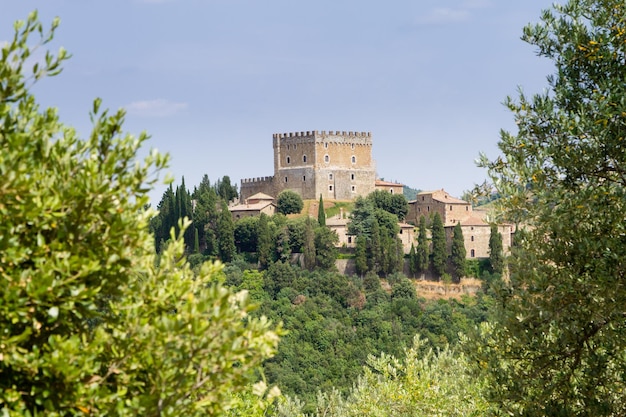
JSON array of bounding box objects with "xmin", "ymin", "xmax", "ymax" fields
[{"xmin": 228, "ymin": 130, "xmax": 512, "ymax": 259}]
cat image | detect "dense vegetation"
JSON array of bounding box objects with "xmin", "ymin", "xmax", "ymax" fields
[{"xmin": 4, "ymin": 0, "xmax": 626, "ymax": 415}]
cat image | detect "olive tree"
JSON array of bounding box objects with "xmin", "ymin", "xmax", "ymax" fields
[
  {"xmin": 0, "ymin": 13, "xmax": 281, "ymax": 416},
  {"xmin": 471, "ymin": 1, "xmax": 626, "ymax": 415}
]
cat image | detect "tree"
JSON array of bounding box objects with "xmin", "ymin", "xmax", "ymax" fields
[
  {"xmin": 472, "ymin": 1, "xmax": 626, "ymax": 415},
  {"xmin": 408, "ymin": 244, "xmax": 418, "ymax": 278},
  {"xmin": 488, "ymin": 223, "xmax": 504, "ymax": 274},
  {"xmin": 415, "ymin": 216, "xmax": 430, "ymax": 275},
  {"xmin": 430, "ymin": 213, "xmax": 446, "ymax": 278},
  {"xmin": 276, "ymin": 190, "xmax": 304, "ymax": 215},
  {"xmin": 0, "ymin": 12, "xmax": 281, "ymax": 415},
  {"xmin": 355, "ymin": 236, "xmax": 368, "ymax": 276},
  {"xmin": 215, "ymin": 175, "xmax": 239, "ymax": 202},
  {"xmin": 257, "ymin": 213, "xmax": 273, "ymax": 269},
  {"xmin": 366, "ymin": 189, "xmax": 409, "ymax": 221},
  {"xmin": 217, "ymin": 199, "xmax": 236, "ymax": 262},
  {"xmin": 302, "ymin": 216, "xmax": 316, "ymax": 271},
  {"xmin": 450, "ymin": 222, "xmax": 466, "ymax": 281},
  {"xmin": 314, "ymin": 226, "xmax": 339, "ymax": 270},
  {"xmin": 317, "ymin": 194, "xmax": 326, "ymax": 227}
]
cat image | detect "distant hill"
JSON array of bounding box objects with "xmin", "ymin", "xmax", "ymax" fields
[{"xmin": 403, "ymin": 185, "xmax": 421, "ymax": 201}]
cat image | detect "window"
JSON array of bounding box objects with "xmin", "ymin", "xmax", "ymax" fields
[
  {"xmin": 324, "ymin": 154, "xmax": 329, "ymax": 163},
  {"xmin": 287, "ymin": 144, "xmax": 290, "ymax": 150},
  {"xmin": 351, "ymin": 143, "xmax": 355, "ymax": 149},
  {"xmin": 450, "ymin": 205, "xmax": 453, "ymax": 211},
  {"xmin": 329, "ymin": 173, "xmax": 333, "ymax": 180},
  {"xmin": 466, "ymin": 206, "xmax": 469, "ymax": 211},
  {"xmin": 324, "ymin": 142, "xmax": 328, "ymax": 149},
  {"xmin": 350, "ymin": 173, "xmax": 355, "ymax": 181},
  {"xmin": 471, "ymin": 236, "xmax": 474, "ymax": 242},
  {"xmin": 303, "ymin": 176, "xmax": 306, "ymax": 182},
  {"xmin": 422, "ymin": 196, "xmax": 425, "ymax": 201},
  {"xmin": 286, "ymin": 156, "xmax": 290, "ymax": 164},
  {"xmin": 427, "ymin": 206, "xmax": 430, "ymax": 212},
  {"xmin": 348, "ymin": 236, "xmax": 352, "ymax": 243},
  {"xmin": 284, "ymin": 177, "xmax": 288, "ymax": 183},
  {"xmin": 399, "ymin": 229, "xmax": 403, "ymax": 234},
  {"xmin": 418, "ymin": 207, "xmax": 421, "ymax": 212},
  {"xmin": 470, "ymin": 249, "xmax": 475, "ymax": 258},
  {"xmin": 351, "ymin": 155, "xmax": 356, "ymax": 164},
  {"xmin": 329, "ymin": 185, "xmax": 333, "ymax": 191},
  {"xmin": 390, "ymin": 188, "xmax": 394, "ymax": 194},
  {"xmin": 351, "ymin": 185, "xmax": 356, "ymax": 192},
  {"xmin": 303, "ymin": 155, "xmax": 307, "ymax": 163}
]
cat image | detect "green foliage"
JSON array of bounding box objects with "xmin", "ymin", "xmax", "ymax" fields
[
  {"xmin": 276, "ymin": 336, "xmax": 492, "ymax": 416},
  {"xmin": 314, "ymin": 226, "xmax": 339, "ymax": 270},
  {"xmin": 472, "ymin": 1, "xmax": 626, "ymax": 415},
  {"xmin": 214, "ymin": 175, "xmax": 239, "ymax": 202},
  {"xmin": 354, "ymin": 236, "xmax": 368, "ymax": 276},
  {"xmin": 257, "ymin": 213, "xmax": 273, "ymax": 269},
  {"xmin": 402, "ymin": 185, "xmax": 422, "ymax": 201},
  {"xmin": 366, "ymin": 190, "xmax": 409, "ymax": 221},
  {"xmin": 450, "ymin": 222, "xmax": 466, "ymax": 281},
  {"xmin": 317, "ymin": 194, "xmax": 326, "ymax": 226},
  {"xmin": 302, "ymin": 217, "xmax": 316, "ymax": 271},
  {"xmin": 488, "ymin": 223, "xmax": 504, "ymax": 274},
  {"xmin": 218, "ymin": 199, "xmax": 236, "ymax": 262},
  {"xmin": 430, "ymin": 213, "xmax": 446, "ymax": 278},
  {"xmin": 0, "ymin": 13, "xmax": 281, "ymax": 415},
  {"xmin": 277, "ymin": 190, "xmax": 304, "ymax": 215},
  {"xmin": 415, "ymin": 216, "xmax": 430, "ymax": 274}
]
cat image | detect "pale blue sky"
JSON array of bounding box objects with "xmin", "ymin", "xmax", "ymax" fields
[{"xmin": 1, "ymin": 1, "xmax": 557, "ymax": 202}]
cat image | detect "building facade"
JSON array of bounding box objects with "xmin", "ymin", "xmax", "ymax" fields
[{"xmin": 240, "ymin": 130, "xmax": 377, "ymax": 201}]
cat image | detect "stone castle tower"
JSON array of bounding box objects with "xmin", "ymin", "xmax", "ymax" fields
[{"xmin": 240, "ymin": 130, "xmax": 377, "ymax": 201}]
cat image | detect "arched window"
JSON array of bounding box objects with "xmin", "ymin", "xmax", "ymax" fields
[
  {"xmin": 470, "ymin": 249, "xmax": 475, "ymax": 257},
  {"xmin": 471, "ymin": 236, "xmax": 474, "ymax": 242},
  {"xmin": 351, "ymin": 155, "xmax": 356, "ymax": 164},
  {"xmin": 390, "ymin": 188, "xmax": 394, "ymax": 194},
  {"xmin": 324, "ymin": 154, "xmax": 330, "ymax": 163},
  {"xmin": 286, "ymin": 156, "xmax": 290, "ymax": 164}
]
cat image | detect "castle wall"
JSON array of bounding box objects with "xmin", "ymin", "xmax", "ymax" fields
[
  {"xmin": 272, "ymin": 130, "xmax": 376, "ymax": 200},
  {"xmin": 239, "ymin": 176, "xmax": 275, "ymax": 201}
]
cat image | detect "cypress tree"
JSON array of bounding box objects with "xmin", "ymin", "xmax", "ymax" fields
[
  {"xmin": 217, "ymin": 200, "xmax": 236, "ymax": 262},
  {"xmin": 450, "ymin": 222, "xmax": 466, "ymax": 281},
  {"xmin": 416, "ymin": 216, "xmax": 429, "ymax": 274},
  {"xmin": 430, "ymin": 212, "xmax": 446, "ymax": 278},
  {"xmin": 193, "ymin": 227, "xmax": 200, "ymax": 254},
  {"xmin": 303, "ymin": 216, "xmax": 316, "ymax": 271},
  {"xmin": 408, "ymin": 243, "xmax": 417, "ymax": 278},
  {"xmin": 355, "ymin": 235, "xmax": 368, "ymax": 276},
  {"xmin": 488, "ymin": 223, "xmax": 504, "ymax": 274},
  {"xmin": 317, "ymin": 194, "xmax": 326, "ymax": 227},
  {"xmin": 257, "ymin": 213, "xmax": 272, "ymax": 269}
]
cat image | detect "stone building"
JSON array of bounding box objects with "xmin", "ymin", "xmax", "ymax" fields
[
  {"xmin": 228, "ymin": 192, "xmax": 276, "ymax": 220},
  {"xmin": 408, "ymin": 189, "xmax": 513, "ymax": 259},
  {"xmin": 374, "ymin": 179, "xmax": 404, "ymax": 195},
  {"xmin": 240, "ymin": 130, "xmax": 377, "ymax": 201}
]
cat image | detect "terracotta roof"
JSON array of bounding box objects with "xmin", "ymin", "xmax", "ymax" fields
[
  {"xmin": 229, "ymin": 201, "xmax": 275, "ymax": 212},
  {"xmin": 375, "ymin": 179, "xmax": 404, "ymax": 187},
  {"xmin": 417, "ymin": 189, "xmax": 468, "ymax": 205},
  {"xmin": 247, "ymin": 192, "xmax": 274, "ymax": 201}
]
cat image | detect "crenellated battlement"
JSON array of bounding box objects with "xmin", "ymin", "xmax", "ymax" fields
[
  {"xmin": 241, "ymin": 176, "xmax": 274, "ymax": 184},
  {"xmin": 273, "ymin": 130, "xmax": 371, "ymax": 140}
]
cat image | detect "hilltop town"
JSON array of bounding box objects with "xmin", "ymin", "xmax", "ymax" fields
[{"xmin": 228, "ymin": 130, "xmax": 511, "ymax": 260}]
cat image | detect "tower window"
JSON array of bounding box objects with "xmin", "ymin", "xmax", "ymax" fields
[
  {"xmin": 350, "ymin": 173, "xmax": 355, "ymax": 181},
  {"xmin": 351, "ymin": 155, "xmax": 356, "ymax": 164},
  {"xmin": 324, "ymin": 154, "xmax": 330, "ymax": 163},
  {"xmin": 471, "ymin": 236, "xmax": 474, "ymax": 242},
  {"xmin": 303, "ymin": 176, "xmax": 306, "ymax": 182},
  {"xmin": 324, "ymin": 142, "xmax": 328, "ymax": 149},
  {"xmin": 329, "ymin": 173, "xmax": 333, "ymax": 181},
  {"xmin": 303, "ymin": 155, "xmax": 307, "ymax": 163},
  {"xmin": 329, "ymin": 185, "xmax": 333, "ymax": 191},
  {"xmin": 470, "ymin": 249, "xmax": 475, "ymax": 258},
  {"xmin": 286, "ymin": 156, "xmax": 290, "ymax": 164},
  {"xmin": 284, "ymin": 177, "xmax": 288, "ymax": 183},
  {"xmin": 351, "ymin": 185, "xmax": 356, "ymax": 192},
  {"xmin": 351, "ymin": 143, "xmax": 355, "ymax": 149}
]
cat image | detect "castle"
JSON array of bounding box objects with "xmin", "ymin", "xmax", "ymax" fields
[{"xmin": 240, "ymin": 130, "xmax": 378, "ymax": 201}]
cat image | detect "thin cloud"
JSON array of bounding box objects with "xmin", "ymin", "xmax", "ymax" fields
[
  {"xmin": 415, "ymin": 8, "xmax": 471, "ymax": 25},
  {"xmin": 126, "ymin": 99, "xmax": 188, "ymax": 117}
]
